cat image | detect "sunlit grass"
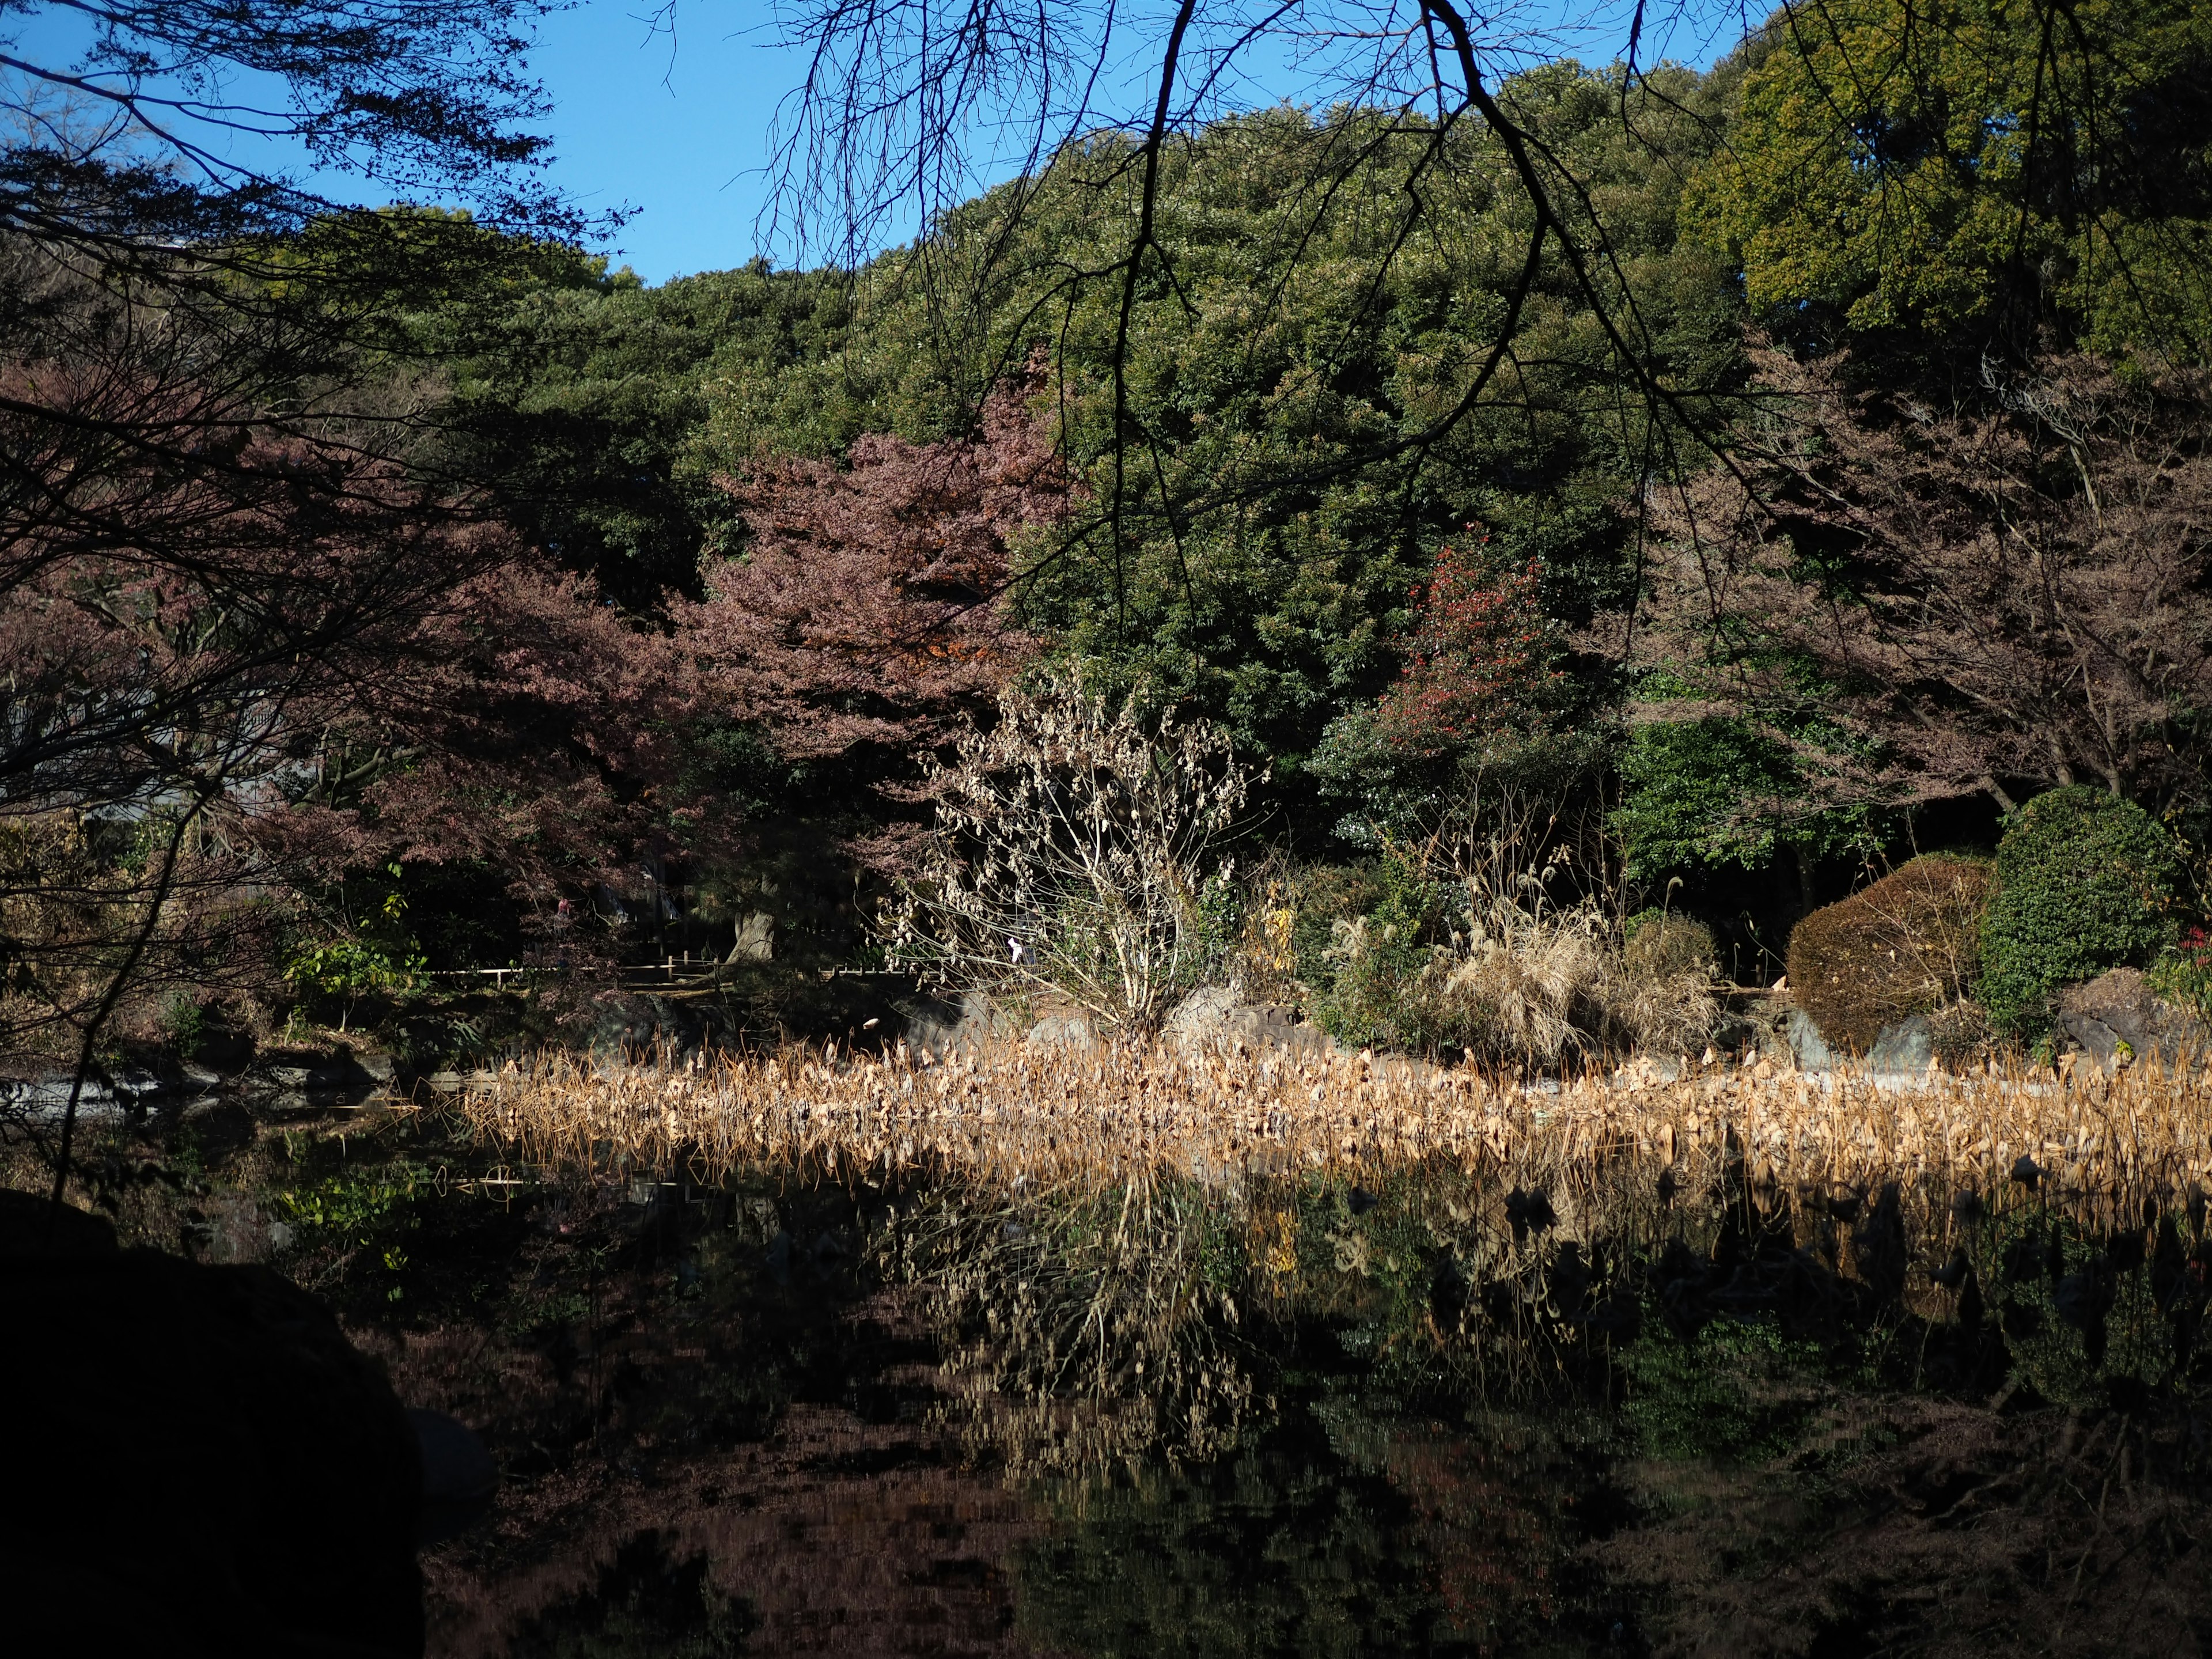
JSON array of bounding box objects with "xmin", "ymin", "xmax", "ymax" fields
[{"xmin": 455, "ymin": 1039, "xmax": 2212, "ymax": 1226}]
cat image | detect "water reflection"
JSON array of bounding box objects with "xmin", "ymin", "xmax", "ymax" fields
[
  {"xmin": 290, "ymin": 1133, "xmax": 2212, "ymax": 1656},
  {"xmin": 1013, "ymin": 1404, "xmax": 1622, "ymax": 1657}
]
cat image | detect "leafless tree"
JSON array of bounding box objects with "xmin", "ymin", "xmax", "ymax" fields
[
  {"xmin": 1627, "ymin": 346, "xmax": 2212, "ymax": 810},
  {"xmin": 0, "ymin": 0, "xmax": 618, "ymax": 1214},
  {"xmin": 887, "ymin": 662, "xmax": 1249, "ymax": 1034}
]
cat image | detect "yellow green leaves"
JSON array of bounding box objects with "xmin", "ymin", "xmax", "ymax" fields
[{"xmin": 1689, "ymin": 0, "xmax": 2212, "ymax": 358}]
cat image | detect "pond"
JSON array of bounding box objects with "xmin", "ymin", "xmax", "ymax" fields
[{"xmin": 70, "ymin": 1097, "xmax": 2212, "ymax": 1657}]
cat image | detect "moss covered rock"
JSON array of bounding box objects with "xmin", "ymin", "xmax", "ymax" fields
[{"xmin": 1786, "ymin": 856, "xmax": 1993, "ymax": 1054}]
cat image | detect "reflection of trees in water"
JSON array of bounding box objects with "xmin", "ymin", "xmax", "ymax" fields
[
  {"xmin": 1016, "ymin": 1442, "xmax": 1479, "ymax": 1656},
  {"xmin": 1010, "ymin": 1404, "xmax": 1619, "ymax": 1656},
  {"xmin": 882, "ymin": 1147, "xmax": 2212, "ymax": 1481},
  {"xmin": 505, "ymin": 1530, "xmax": 754, "ymax": 1659},
  {"xmin": 884, "ymin": 1172, "xmax": 1259, "ymax": 1471},
  {"xmin": 342, "ymin": 1107, "xmax": 2212, "ymax": 1654},
  {"xmin": 934, "ymin": 1158, "xmax": 2212, "ymax": 1656}
]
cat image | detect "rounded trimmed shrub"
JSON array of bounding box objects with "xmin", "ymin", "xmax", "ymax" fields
[
  {"xmin": 1622, "ymin": 911, "xmax": 1718, "ymax": 983},
  {"xmin": 1786, "ymin": 855, "xmax": 1994, "ymax": 1053},
  {"xmin": 1979, "ymin": 787, "xmax": 2184, "ymax": 1036}
]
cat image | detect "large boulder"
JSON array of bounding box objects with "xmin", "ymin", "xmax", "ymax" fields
[
  {"xmin": 2055, "ymin": 968, "xmax": 2209, "ymax": 1070},
  {"xmin": 1786, "ymin": 856, "xmax": 1993, "ymax": 1054},
  {"xmin": 1785, "ymin": 1006, "xmax": 1840, "ymax": 1072},
  {"xmin": 898, "ymin": 989, "xmax": 1022, "ymax": 1056},
  {"xmin": 1163, "ymin": 987, "xmax": 1336, "ymax": 1058},
  {"xmin": 1867, "ymin": 1015, "xmax": 1936, "ymax": 1075},
  {"xmin": 0, "ymin": 1192, "xmax": 427, "ymax": 1655}
]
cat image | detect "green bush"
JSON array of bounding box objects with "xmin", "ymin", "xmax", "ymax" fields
[
  {"xmin": 2149, "ymin": 929, "xmax": 2212, "ymax": 1021},
  {"xmin": 1979, "ymin": 788, "xmax": 2184, "ymax": 1036},
  {"xmin": 1310, "ymin": 853, "xmax": 1448, "ymax": 1051},
  {"xmin": 1287, "ymin": 863, "xmax": 1387, "ymax": 993},
  {"xmin": 1613, "ymin": 717, "xmax": 1883, "ymax": 877}
]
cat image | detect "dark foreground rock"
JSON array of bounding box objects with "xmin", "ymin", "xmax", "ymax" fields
[{"xmin": 0, "ymin": 1192, "xmax": 429, "ymax": 1657}]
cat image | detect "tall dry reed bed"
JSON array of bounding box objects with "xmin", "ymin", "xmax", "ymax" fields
[
  {"xmin": 453, "ymin": 1040, "xmax": 2212, "ymax": 1217},
  {"xmin": 449, "ymin": 1041, "xmax": 2212, "ymax": 1468}
]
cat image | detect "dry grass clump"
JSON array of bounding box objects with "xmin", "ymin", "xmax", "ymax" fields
[
  {"xmin": 1609, "ymin": 914, "xmax": 1722, "ymax": 1054},
  {"xmin": 1787, "ymin": 855, "xmax": 1993, "ymax": 1052},
  {"xmin": 1328, "ymin": 887, "xmax": 1719, "ymax": 1067},
  {"xmin": 1426, "ymin": 892, "xmax": 1612, "ymax": 1066},
  {"xmin": 454, "ymin": 1035, "xmax": 2212, "ymax": 1224}
]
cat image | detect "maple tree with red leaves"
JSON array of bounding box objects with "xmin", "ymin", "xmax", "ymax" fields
[
  {"xmin": 1373, "ymin": 537, "xmax": 1562, "ymax": 759},
  {"xmin": 681, "ymin": 381, "xmax": 1072, "ymax": 800}
]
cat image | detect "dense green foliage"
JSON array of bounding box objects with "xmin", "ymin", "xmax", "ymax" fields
[
  {"xmin": 408, "ymin": 256, "xmax": 858, "ymax": 609},
  {"xmin": 1691, "ymin": 0, "xmax": 2212, "ymax": 361},
  {"xmin": 1980, "ymin": 790, "xmax": 2186, "ymax": 1035},
  {"xmin": 429, "ymin": 66, "xmax": 1743, "ymax": 796},
  {"xmin": 1613, "ymin": 718, "xmax": 1882, "ymax": 879},
  {"xmin": 1309, "ymin": 853, "xmax": 1452, "ymax": 1052}
]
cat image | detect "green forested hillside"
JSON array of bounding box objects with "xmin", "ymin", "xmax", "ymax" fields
[
  {"xmin": 421, "ymin": 63, "xmax": 1743, "ymax": 816},
  {"xmin": 8, "ymin": 0, "xmax": 2208, "ymax": 1062}
]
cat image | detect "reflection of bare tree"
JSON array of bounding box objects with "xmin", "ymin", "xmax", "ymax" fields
[{"xmin": 881, "ymin": 1172, "xmax": 1257, "ymax": 1471}]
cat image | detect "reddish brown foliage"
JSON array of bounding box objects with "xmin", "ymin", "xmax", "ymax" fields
[
  {"xmin": 1628, "ymin": 349, "xmax": 2212, "ymax": 808},
  {"xmin": 1784, "ymin": 855, "xmax": 1993, "ymax": 1052},
  {"xmin": 682, "ymin": 383, "xmax": 1071, "ymax": 777},
  {"xmin": 0, "ymin": 281, "xmax": 688, "ymax": 1044},
  {"xmin": 1376, "ymin": 537, "xmax": 1560, "ymax": 756}
]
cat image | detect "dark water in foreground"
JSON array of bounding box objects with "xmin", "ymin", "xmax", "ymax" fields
[{"xmin": 93, "ymin": 1109, "xmax": 2212, "ymax": 1657}]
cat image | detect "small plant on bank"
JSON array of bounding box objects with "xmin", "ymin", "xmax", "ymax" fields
[
  {"xmin": 1313, "ymin": 846, "xmax": 1452, "ymax": 1051},
  {"xmin": 2150, "ymin": 926, "xmax": 2212, "ymax": 1022},
  {"xmin": 283, "ymin": 868, "xmax": 428, "ymax": 1032},
  {"xmin": 1979, "ymin": 789, "xmax": 2184, "ymax": 1037},
  {"xmin": 1315, "ymin": 835, "xmax": 1718, "ymax": 1066}
]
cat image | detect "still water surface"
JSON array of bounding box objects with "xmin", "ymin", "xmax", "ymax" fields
[{"xmin": 232, "ymin": 1124, "xmax": 2212, "ymax": 1657}]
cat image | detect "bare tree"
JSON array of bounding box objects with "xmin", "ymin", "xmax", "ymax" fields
[
  {"xmin": 888, "ymin": 663, "xmax": 1249, "ymax": 1035},
  {"xmin": 1, "ymin": 0, "xmax": 584, "ymax": 251},
  {"xmin": 0, "ymin": 256, "xmax": 679, "ymax": 1204},
  {"xmin": 1628, "ymin": 346, "xmax": 2212, "ymax": 809},
  {"xmin": 0, "ymin": 0, "xmax": 611, "ymax": 1214}
]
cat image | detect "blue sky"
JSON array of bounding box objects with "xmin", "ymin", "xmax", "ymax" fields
[
  {"xmin": 524, "ymin": 3, "xmax": 804, "ymax": 281},
  {"xmin": 10, "ymin": 1, "xmax": 1749, "ymax": 283}
]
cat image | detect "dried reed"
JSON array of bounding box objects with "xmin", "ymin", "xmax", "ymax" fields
[{"xmin": 453, "ymin": 1039, "xmax": 2212, "ymax": 1219}]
